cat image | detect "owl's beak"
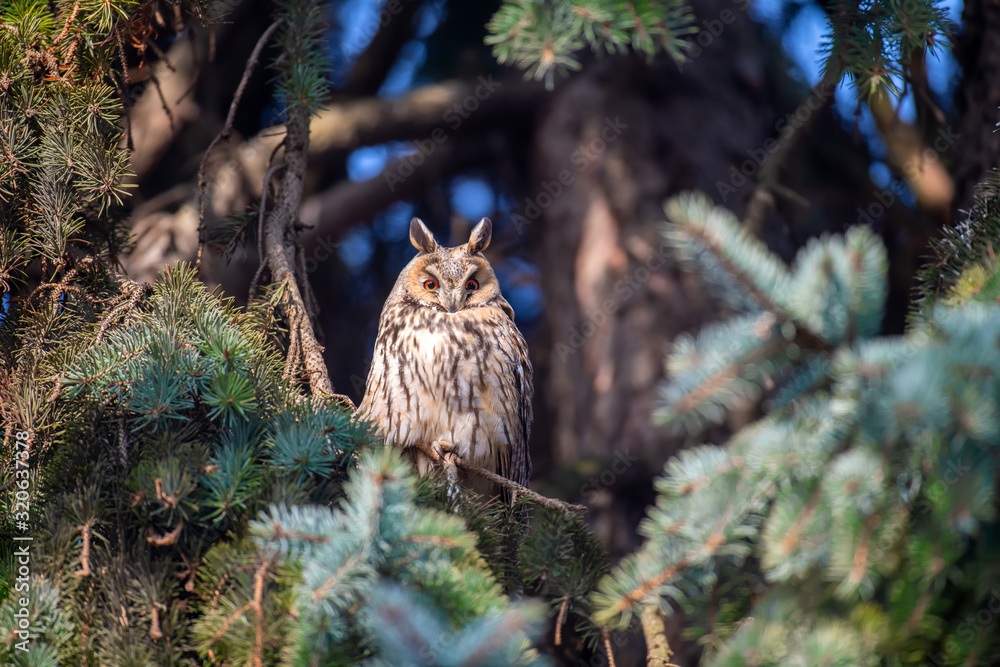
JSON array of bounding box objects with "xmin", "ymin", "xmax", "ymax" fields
[{"xmin": 442, "ymin": 287, "xmax": 465, "ymax": 313}]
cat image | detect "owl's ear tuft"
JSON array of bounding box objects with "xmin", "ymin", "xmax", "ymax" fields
[
  {"xmin": 467, "ymin": 217, "xmax": 492, "ymax": 254},
  {"xmin": 409, "ymin": 218, "xmax": 437, "ymax": 254}
]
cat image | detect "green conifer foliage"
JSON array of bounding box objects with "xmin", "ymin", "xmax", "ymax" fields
[
  {"xmin": 486, "ymin": 0, "xmax": 697, "ymax": 88},
  {"xmin": 0, "ymin": 0, "xmax": 612, "ymax": 662},
  {"xmin": 591, "ymin": 191, "xmax": 1000, "ymax": 665},
  {"xmin": 0, "ymin": 0, "xmax": 140, "ymax": 271},
  {"xmin": 485, "ymin": 0, "xmax": 953, "ymax": 99},
  {"xmin": 243, "ymin": 448, "xmax": 546, "ymax": 665}
]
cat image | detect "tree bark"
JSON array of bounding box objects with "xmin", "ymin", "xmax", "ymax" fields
[{"xmin": 527, "ymin": 0, "xmax": 888, "ymax": 475}]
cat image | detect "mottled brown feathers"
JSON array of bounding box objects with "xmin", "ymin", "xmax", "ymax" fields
[{"xmin": 359, "ymin": 219, "xmax": 532, "ymax": 501}]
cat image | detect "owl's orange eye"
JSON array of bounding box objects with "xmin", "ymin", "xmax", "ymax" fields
[
  {"xmin": 466, "ymin": 278, "xmax": 479, "ymax": 291},
  {"xmin": 423, "ymin": 279, "xmax": 438, "ymax": 291}
]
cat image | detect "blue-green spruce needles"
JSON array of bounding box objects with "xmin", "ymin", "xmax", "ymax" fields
[{"xmin": 591, "ymin": 192, "xmax": 1000, "ymax": 665}]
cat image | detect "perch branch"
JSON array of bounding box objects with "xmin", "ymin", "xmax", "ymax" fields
[{"xmin": 413, "ymin": 442, "xmax": 587, "ymax": 514}]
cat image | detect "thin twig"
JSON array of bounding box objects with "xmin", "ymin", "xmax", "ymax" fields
[
  {"xmin": 154, "ymin": 478, "xmax": 179, "ymax": 508},
  {"xmin": 554, "ymin": 596, "xmax": 568, "ymax": 646},
  {"xmin": 250, "ymin": 556, "xmax": 270, "ymax": 667},
  {"xmin": 740, "ymin": 62, "xmax": 843, "ymax": 236},
  {"xmin": 196, "ymin": 20, "xmax": 281, "ymax": 274},
  {"xmin": 312, "ymin": 552, "xmax": 363, "ymax": 601},
  {"xmin": 149, "ymin": 604, "xmax": 164, "ymax": 640},
  {"xmin": 144, "ymin": 65, "xmax": 175, "ymax": 134},
  {"xmin": 144, "ymin": 35, "xmax": 175, "ymax": 72},
  {"xmin": 147, "ymin": 520, "xmax": 185, "ymax": 546},
  {"xmin": 248, "ymin": 161, "xmax": 286, "ymax": 300},
  {"xmin": 211, "ymin": 601, "xmax": 253, "ymax": 643},
  {"xmin": 75, "ymin": 524, "xmax": 92, "ymax": 578},
  {"xmin": 413, "ymin": 442, "xmax": 587, "ymax": 514},
  {"xmin": 115, "ymin": 26, "xmax": 130, "ymax": 85},
  {"xmin": 602, "ymin": 627, "xmax": 617, "ymax": 667},
  {"xmin": 96, "ymin": 283, "xmax": 146, "ymax": 344},
  {"xmin": 53, "ymin": 0, "xmax": 80, "ymax": 44}
]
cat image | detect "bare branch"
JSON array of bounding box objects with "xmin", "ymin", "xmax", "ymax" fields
[
  {"xmin": 197, "ymin": 20, "xmax": 282, "ymax": 273},
  {"xmin": 413, "ymin": 442, "xmax": 587, "ymax": 514}
]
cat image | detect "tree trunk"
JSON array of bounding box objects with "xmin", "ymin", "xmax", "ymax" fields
[
  {"xmin": 527, "ymin": 0, "xmax": 888, "ymax": 476},
  {"xmin": 952, "ymin": 0, "xmax": 1000, "ymax": 212}
]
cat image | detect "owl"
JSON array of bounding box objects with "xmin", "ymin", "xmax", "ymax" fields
[{"xmin": 358, "ymin": 217, "xmax": 532, "ymax": 501}]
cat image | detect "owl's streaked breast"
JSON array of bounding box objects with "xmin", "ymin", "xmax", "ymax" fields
[{"xmin": 363, "ymin": 304, "xmax": 524, "ymax": 472}]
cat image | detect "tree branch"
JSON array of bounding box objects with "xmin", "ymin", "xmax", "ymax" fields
[
  {"xmin": 412, "ymin": 442, "xmax": 587, "ymax": 514},
  {"xmin": 299, "ymin": 136, "xmax": 491, "ymax": 240},
  {"xmin": 197, "ymin": 20, "xmax": 282, "ymax": 272},
  {"xmin": 263, "ymin": 105, "xmax": 335, "ymax": 397},
  {"xmin": 337, "ymin": 0, "xmax": 427, "ymax": 98},
  {"xmin": 740, "ymin": 45, "xmax": 846, "ymax": 236}
]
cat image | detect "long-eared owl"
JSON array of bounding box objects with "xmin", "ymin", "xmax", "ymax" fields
[{"xmin": 358, "ymin": 217, "xmax": 532, "ymax": 500}]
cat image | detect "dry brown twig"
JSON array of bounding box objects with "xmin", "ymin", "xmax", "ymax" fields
[
  {"xmin": 147, "ymin": 520, "xmax": 185, "ymax": 546},
  {"xmin": 75, "ymin": 523, "xmax": 92, "ymax": 578},
  {"xmin": 196, "ymin": 20, "xmax": 282, "ymax": 273}
]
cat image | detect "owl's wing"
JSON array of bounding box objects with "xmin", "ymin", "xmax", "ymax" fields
[{"xmin": 496, "ymin": 307, "xmax": 533, "ymax": 499}]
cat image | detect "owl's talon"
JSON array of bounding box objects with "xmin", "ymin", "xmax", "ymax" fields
[{"xmin": 431, "ymin": 440, "xmax": 456, "ymax": 462}]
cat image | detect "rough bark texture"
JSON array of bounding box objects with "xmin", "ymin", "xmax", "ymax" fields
[{"xmin": 264, "ymin": 106, "xmax": 334, "ymax": 397}]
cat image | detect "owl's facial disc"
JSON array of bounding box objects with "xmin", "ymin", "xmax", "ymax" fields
[{"xmin": 419, "ymin": 258, "xmax": 494, "ymax": 313}]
